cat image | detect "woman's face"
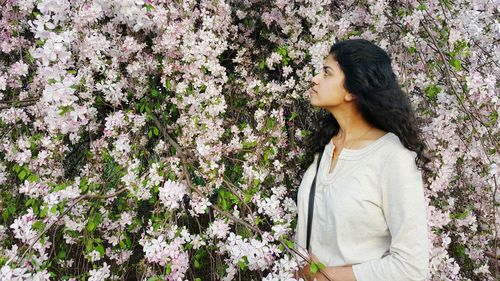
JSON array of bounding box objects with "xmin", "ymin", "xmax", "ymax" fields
[{"xmin": 309, "ymin": 54, "xmax": 354, "ymax": 108}]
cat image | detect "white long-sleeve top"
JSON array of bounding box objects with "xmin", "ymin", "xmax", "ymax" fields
[{"xmin": 294, "ymin": 132, "xmax": 430, "ymax": 281}]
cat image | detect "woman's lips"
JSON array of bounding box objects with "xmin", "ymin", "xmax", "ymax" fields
[{"xmin": 309, "ymin": 88, "xmax": 318, "ymax": 95}]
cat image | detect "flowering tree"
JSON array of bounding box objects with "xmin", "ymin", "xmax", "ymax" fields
[{"xmin": 0, "ymin": 0, "xmax": 498, "ymax": 280}]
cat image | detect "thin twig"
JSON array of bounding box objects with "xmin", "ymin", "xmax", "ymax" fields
[
  {"xmin": 0, "ymin": 100, "xmax": 38, "ymax": 110},
  {"xmin": 0, "ymin": 98, "xmax": 39, "ymax": 104},
  {"xmin": 280, "ymin": 237, "xmax": 334, "ymax": 281},
  {"xmin": 14, "ymin": 187, "xmax": 128, "ymax": 264}
]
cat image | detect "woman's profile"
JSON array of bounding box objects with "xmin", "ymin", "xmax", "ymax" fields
[{"xmin": 294, "ymin": 39, "xmax": 431, "ymax": 281}]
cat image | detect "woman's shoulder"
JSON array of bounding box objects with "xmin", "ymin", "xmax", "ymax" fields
[{"xmin": 378, "ymin": 133, "xmax": 419, "ymax": 170}]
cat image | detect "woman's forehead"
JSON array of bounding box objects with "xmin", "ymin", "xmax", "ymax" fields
[{"xmin": 324, "ymin": 54, "xmax": 339, "ymax": 68}]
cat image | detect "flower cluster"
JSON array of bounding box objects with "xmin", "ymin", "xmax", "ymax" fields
[{"xmin": 0, "ymin": 0, "xmax": 497, "ymax": 280}]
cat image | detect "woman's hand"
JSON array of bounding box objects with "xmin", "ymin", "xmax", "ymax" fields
[{"xmin": 294, "ymin": 252, "xmax": 321, "ymax": 280}]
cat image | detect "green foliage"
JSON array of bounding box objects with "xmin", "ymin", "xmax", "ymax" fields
[
  {"xmin": 217, "ymin": 188, "xmax": 241, "ymax": 211},
  {"xmin": 259, "ymin": 60, "xmax": 267, "ymax": 70},
  {"xmin": 277, "ymin": 45, "xmax": 290, "ymax": 65},
  {"xmin": 86, "ymin": 212, "xmax": 103, "ymax": 233},
  {"xmin": 449, "ymin": 58, "xmax": 462, "ymax": 71},
  {"xmin": 147, "ymin": 277, "xmax": 163, "ymax": 281},
  {"xmin": 1, "ymin": 190, "xmax": 17, "ymax": 222},
  {"xmin": 309, "ymin": 260, "xmax": 325, "ymax": 274},
  {"xmin": 144, "ymin": 3, "xmax": 154, "ymax": 11},
  {"xmin": 238, "ymin": 256, "xmax": 249, "ymax": 270},
  {"xmin": 424, "ymin": 84, "xmax": 441, "ymax": 103}
]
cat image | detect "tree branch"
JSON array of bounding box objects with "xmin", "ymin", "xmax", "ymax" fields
[{"xmin": 15, "ymin": 187, "xmax": 128, "ymax": 264}]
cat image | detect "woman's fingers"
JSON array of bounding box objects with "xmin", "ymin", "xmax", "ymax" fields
[
  {"xmin": 309, "ymin": 252, "xmax": 319, "ymax": 263},
  {"xmin": 295, "ymin": 264, "xmax": 311, "ymax": 280}
]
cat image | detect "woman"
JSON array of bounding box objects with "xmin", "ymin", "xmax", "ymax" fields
[{"xmin": 293, "ymin": 39, "xmax": 431, "ymax": 281}]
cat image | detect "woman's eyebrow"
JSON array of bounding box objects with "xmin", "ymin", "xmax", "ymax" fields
[{"xmin": 323, "ymin": 66, "xmax": 333, "ymax": 71}]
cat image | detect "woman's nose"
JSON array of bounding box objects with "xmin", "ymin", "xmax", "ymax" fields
[{"xmin": 311, "ymin": 74, "xmax": 319, "ymax": 85}]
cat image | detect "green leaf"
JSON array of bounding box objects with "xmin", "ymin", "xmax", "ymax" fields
[
  {"xmin": 441, "ymin": 0, "xmax": 452, "ymax": 9},
  {"xmin": 26, "ymin": 52, "xmax": 35, "ymax": 64},
  {"xmin": 165, "ymin": 264, "xmax": 172, "ymax": 275},
  {"xmin": 238, "ymin": 259, "xmax": 246, "ymax": 270},
  {"xmin": 265, "ymin": 117, "xmax": 276, "ymax": 130},
  {"xmin": 454, "ymin": 244, "xmax": 466, "ymax": 258},
  {"xmin": 259, "ymin": 60, "xmax": 267, "ymax": 70},
  {"xmin": 18, "ymin": 170, "xmax": 27, "ymax": 181},
  {"xmin": 86, "ymin": 239, "xmax": 94, "ymax": 252},
  {"xmin": 195, "ymin": 249, "xmax": 206, "ymax": 259},
  {"xmin": 8, "ymin": 205, "xmax": 16, "ymax": 215},
  {"xmin": 153, "ymin": 127, "xmax": 159, "ymax": 136},
  {"xmin": 86, "ymin": 213, "xmax": 102, "ymax": 233},
  {"xmin": 12, "ymin": 164, "xmax": 21, "ymax": 173},
  {"xmin": 53, "ymin": 184, "xmax": 67, "ymax": 192},
  {"xmin": 151, "ymin": 88, "xmax": 159, "ymax": 97},
  {"xmin": 2, "ymin": 210, "xmax": 9, "ymax": 221},
  {"xmin": 57, "ymin": 249, "xmax": 67, "ymax": 259},
  {"xmin": 86, "ymin": 221, "xmax": 96, "ymax": 232},
  {"xmin": 317, "ymin": 262, "xmax": 326, "ymax": 270},
  {"xmin": 32, "ymin": 221, "xmax": 45, "ymax": 233},
  {"xmin": 40, "ymin": 206, "xmax": 48, "ymax": 218},
  {"xmin": 288, "ymin": 112, "xmax": 298, "ymax": 121},
  {"xmin": 424, "ymin": 84, "xmax": 441, "ymax": 101},
  {"xmin": 242, "ymin": 140, "xmax": 257, "ymax": 149},
  {"xmin": 450, "ymin": 58, "xmax": 462, "ymax": 71},
  {"xmin": 310, "ymin": 262, "xmax": 318, "ymax": 274},
  {"xmin": 238, "ymin": 256, "xmax": 248, "ymax": 270},
  {"xmin": 27, "ymin": 174, "xmax": 39, "ymax": 182},
  {"xmin": 166, "ymin": 79, "xmax": 172, "ymax": 91},
  {"xmin": 95, "ymin": 244, "xmax": 105, "ymax": 256},
  {"xmin": 144, "ymin": 3, "xmax": 154, "ymax": 11},
  {"xmin": 58, "ymin": 105, "xmax": 71, "ymax": 116},
  {"xmin": 450, "ymin": 210, "xmax": 468, "ymax": 219},
  {"xmin": 194, "ymin": 259, "xmax": 201, "ymax": 269},
  {"xmin": 485, "ymin": 111, "xmax": 498, "ymax": 128},
  {"xmin": 277, "ymin": 45, "xmax": 288, "ymax": 57},
  {"xmin": 220, "ymin": 198, "xmax": 229, "ymax": 210}
]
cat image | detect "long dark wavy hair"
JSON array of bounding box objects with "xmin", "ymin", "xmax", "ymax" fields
[{"xmin": 303, "ymin": 39, "xmax": 432, "ymax": 178}]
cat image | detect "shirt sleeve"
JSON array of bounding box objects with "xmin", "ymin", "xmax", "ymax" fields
[{"xmin": 351, "ymin": 149, "xmax": 430, "ymax": 281}]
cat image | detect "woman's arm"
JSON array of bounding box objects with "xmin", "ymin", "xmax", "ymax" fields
[
  {"xmin": 314, "ymin": 265, "xmax": 356, "ymax": 281},
  {"xmin": 296, "ymin": 253, "xmax": 357, "ymax": 281},
  {"xmin": 350, "ymin": 150, "xmax": 430, "ymax": 281}
]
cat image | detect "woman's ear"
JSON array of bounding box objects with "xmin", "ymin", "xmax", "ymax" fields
[{"xmin": 344, "ymin": 93, "xmax": 356, "ymax": 102}]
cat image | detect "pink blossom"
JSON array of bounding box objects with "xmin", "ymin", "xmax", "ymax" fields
[
  {"xmin": 208, "ymin": 219, "xmax": 230, "ymax": 239},
  {"xmin": 158, "ymin": 180, "xmax": 187, "ymax": 211},
  {"xmin": 88, "ymin": 262, "xmax": 110, "ymax": 281}
]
